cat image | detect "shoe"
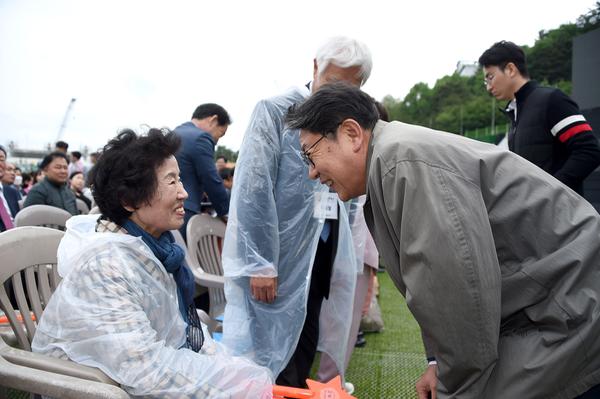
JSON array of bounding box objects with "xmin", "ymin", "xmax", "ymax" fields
[
  {"xmin": 343, "ymin": 382, "xmax": 355, "ymax": 394},
  {"xmin": 354, "ymin": 331, "xmax": 366, "ymax": 347}
]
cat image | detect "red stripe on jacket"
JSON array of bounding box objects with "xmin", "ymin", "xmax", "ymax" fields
[{"xmin": 559, "ymin": 123, "xmax": 593, "ymax": 143}]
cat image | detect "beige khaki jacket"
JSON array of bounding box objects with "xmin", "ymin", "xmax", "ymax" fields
[{"xmin": 364, "ymin": 120, "xmax": 600, "ymax": 398}]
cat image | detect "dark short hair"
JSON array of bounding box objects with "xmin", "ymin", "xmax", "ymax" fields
[
  {"xmin": 69, "ymin": 171, "xmax": 83, "ymax": 180},
  {"xmin": 0, "ymin": 145, "xmax": 6, "ymax": 157},
  {"xmin": 55, "ymin": 141, "xmax": 69, "ymax": 150},
  {"xmin": 219, "ymin": 167, "xmax": 234, "ymax": 180},
  {"xmin": 40, "ymin": 152, "xmax": 69, "ymax": 170},
  {"xmin": 286, "ymin": 82, "xmax": 379, "ymax": 136},
  {"xmin": 478, "ymin": 40, "xmax": 529, "ymax": 78},
  {"xmin": 216, "ymin": 155, "xmax": 228, "ymax": 162},
  {"xmin": 71, "ymin": 151, "xmax": 82, "ymax": 160},
  {"xmin": 191, "ymin": 103, "xmax": 231, "ymax": 126},
  {"xmin": 88, "ymin": 128, "xmax": 181, "ymax": 225}
]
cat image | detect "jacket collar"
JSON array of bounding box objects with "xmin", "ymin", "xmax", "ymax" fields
[
  {"xmin": 512, "ymin": 80, "xmax": 538, "ymax": 107},
  {"xmin": 365, "ymin": 120, "xmax": 387, "ymax": 207}
]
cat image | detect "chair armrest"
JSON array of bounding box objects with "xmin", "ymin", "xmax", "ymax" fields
[
  {"xmin": 0, "ymin": 359, "xmax": 130, "ymax": 399},
  {"xmin": 191, "ymin": 269, "xmax": 225, "ymax": 289},
  {"xmin": 0, "ymin": 337, "xmax": 118, "ymax": 385}
]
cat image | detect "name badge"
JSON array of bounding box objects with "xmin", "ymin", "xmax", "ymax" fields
[{"xmin": 314, "ymin": 192, "xmax": 338, "ymax": 220}]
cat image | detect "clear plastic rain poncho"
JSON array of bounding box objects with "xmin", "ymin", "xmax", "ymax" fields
[
  {"xmin": 32, "ymin": 215, "xmax": 273, "ymax": 399},
  {"xmin": 221, "ymin": 85, "xmax": 357, "ymax": 378}
]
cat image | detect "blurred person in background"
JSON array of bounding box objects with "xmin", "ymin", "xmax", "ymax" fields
[
  {"xmin": 0, "ymin": 146, "xmax": 19, "ymax": 231},
  {"xmin": 54, "ymin": 140, "xmax": 69, "ymax": 154},
  {"xmin": 23, "ymin": 152, "xmax": 78, "ymax": 215},
  {"xmin": 174, "ymin": 103, "xmax": 231, "ymax": 241},
  {"xmin": 68, "ymin": 151, "xmax": 85, "ymax": 177},
  {"xmin": 216, "ymin": 155, "xmax": 228, "ymax": 172},
  {"xmin": 69, "ymin": 171, "xmax": 92, "ymax": 211}
]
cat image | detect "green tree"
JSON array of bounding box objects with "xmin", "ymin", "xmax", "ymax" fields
[
  {"xmin": 381, "ymin": 3, "xmax": 598, "ymax": 142},
  {"xmin": 215, "ymin": 145, "xmax": 238, "ymax": 163}
]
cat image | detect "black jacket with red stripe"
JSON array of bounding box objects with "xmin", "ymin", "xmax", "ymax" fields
[{"xmin": 505, "ymin": 81, "xmax": 600, "ymax": 194}]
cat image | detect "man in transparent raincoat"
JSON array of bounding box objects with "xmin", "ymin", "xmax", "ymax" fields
[{"xmin": 221, "ymin": 36, "xmax": 372, "ymax": 388}]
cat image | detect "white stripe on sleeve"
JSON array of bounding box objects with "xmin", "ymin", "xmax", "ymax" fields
[{"xmin": 551, "ymin": 114, "xmax": 586, "ymax": 136}]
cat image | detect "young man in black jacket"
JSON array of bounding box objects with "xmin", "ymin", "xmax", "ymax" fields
[{"xmin": 479, "ymin": 40, "xmax": 600, "ymax": 195}]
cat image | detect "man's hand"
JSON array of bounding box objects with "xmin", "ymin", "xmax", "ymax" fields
[
  {"xmin": 250, "ymin": 277, "xmax": 277, "ymax": 303},
  {"xmin": 416, "ymin": 364, "xmax": 437, "ymax": 399}
]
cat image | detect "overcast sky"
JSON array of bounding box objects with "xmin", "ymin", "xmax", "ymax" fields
[{"xmin": 0, "ymin": 0, "xmax": 597, "ymax": 154}]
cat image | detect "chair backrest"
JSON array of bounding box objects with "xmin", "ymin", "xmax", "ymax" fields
[
  {"xmin": 0, "ymin": 226, "xmax": 64, "ymax": 351},
  {"xmin": 14, "ymin": 204, "xmax": 72, "ymax": 231},
  {"xmin": 171, "ymin": 229, "xmax": 195, "ymax": 267},
  {"xmin": 75, "ymin": 198, "xmax": 90, "ymax": 215},
  {"xmin": 186, "ymin": 214, "xmax": 226, "ymax": 317}
]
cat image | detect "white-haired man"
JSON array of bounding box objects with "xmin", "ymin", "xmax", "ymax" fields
[{"xmin": 222, "ymin": 36, "xmax": 372, "ymax": 388}]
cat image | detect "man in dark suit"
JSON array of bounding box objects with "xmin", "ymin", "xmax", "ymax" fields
[
  {"xmin": 2, "ymin": 161, "xmax": 22, "ymax": 217},
  {"xmin": 0, "ymin": 146, "xmax": 19, "ymax": 231},
  {"xmin": 173, "ymin": 103, "xmax": 231, "ymax": 241}
]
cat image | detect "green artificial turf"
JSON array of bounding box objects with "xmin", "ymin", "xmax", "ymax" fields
[{"xmin": 313, "ymin": 270, "xmax": 427, "ymax": 398}]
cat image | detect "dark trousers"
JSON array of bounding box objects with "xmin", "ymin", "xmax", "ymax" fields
[
  {"xmin": 575, "ymin": 384, "xmax": 600, "ymax": 399},
  {"xmin": 276, "ymin": 233, "xmax": 334, "ymax": 388}
]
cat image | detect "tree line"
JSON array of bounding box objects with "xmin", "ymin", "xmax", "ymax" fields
[{"xmin": 383, "ymin": 2, "xmax": 600, "ymax": 137}]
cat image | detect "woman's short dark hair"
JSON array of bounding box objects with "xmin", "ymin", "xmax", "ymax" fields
[
  {"xmin": 40, "ymin": 152, "xmax": 69, "ymax": 170},
  {"xmin": 69, "ymin": 171, "xmax": 83, "ymax": 180},
  {"xmin": 88, "ymin": 128, "xmax": 181, "ymax": 225}
]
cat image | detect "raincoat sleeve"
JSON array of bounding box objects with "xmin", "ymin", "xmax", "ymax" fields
[
  {"xmin": 222, "ymin": 99, "xmax": 282, "ymax": 278},
  {"xmin": 381, "ymin": 160, "xmax": 502, "ymax": 397},
  {"xmin": 32, "ymin": 244, "xmax": 273, "ymax": 399}
]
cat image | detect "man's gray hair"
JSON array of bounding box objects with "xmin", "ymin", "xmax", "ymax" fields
[{"xmin": 315, "ymin": 36, "xmax": 372, "ymax": 86}]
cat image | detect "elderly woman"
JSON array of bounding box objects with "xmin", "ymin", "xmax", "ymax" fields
[
  {"xmin": 32, "ymin": 129, "xmax": 272, "ymax": 398},
  {"xmin": 23, "ymin": 151, "xmax": 78, "ymax": 215}
]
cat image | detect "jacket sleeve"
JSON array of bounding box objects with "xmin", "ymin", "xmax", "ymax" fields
[
  {"xmin": 381, "ymin": 160, "xmax": 501, "ymax": 397},
  {"xmin": 23, "ymin": 185, "xmax": 47, "ymax": 207},
  {"xmin": 192, "ymin": 134, "xmax": 230, "ymax": 216},
  {"xmin": 222, "ymin": 99, "xmax": 281, "ymax": 278},
  {"xmin": 547, "ymin": 90, "xmax": 600, "ymax": 187}
]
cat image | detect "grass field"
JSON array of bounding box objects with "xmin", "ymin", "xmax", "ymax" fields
[{"xmin": 314, "ymin": 270, "xmax": 427, "ymax": 399}]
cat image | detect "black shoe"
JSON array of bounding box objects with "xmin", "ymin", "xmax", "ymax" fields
[{"xmin": 355, "ymin": 331, "xmax": 367, "ymax": 347}]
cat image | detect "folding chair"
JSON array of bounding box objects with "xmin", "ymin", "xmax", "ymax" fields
[
  {"xmin": 75, "ymin": 198, "xmax": 90, "ymax": 215},
  {"xmin": 0, "ymin": 226, "xmax": 128, "ymax": 398},
  {"xmin": 186, "ymin": 214, "xmax": 227, "ymax": 320},
  {"xmin": 14, "ymin": 204, "xmax": 72, "ymax": 231}
]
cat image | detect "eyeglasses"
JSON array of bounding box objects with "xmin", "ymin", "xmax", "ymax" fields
[
  {"xmin": 301, "ymin": 134, "xmax": 327, "ymax": 168},
  {"xmin": 483, "ymin": 73, "xmax": 495, "ymax": 87}
]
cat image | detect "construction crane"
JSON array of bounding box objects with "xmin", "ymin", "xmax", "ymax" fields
[{"xmin": 56, "ymin": 98, "xmax": 77, "ymax": 142}]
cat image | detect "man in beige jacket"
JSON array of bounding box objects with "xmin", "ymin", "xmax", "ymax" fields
[{"xmin": 286, "ymin": 82, "xmax": 600, "ymax": 399}]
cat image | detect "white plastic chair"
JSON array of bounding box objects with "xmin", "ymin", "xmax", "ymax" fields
[
  {"xmin": 186, "ymin": 214, "xmax": 227, "ymax": 319},
  {"xmin": 0, "ymin": 226, "xmax": 128, "ymax": 398},
  {"xmin": 14, "ymin": 204, "xmax": 72, "ymax": 231},
  {"xmin": 75, "ymin": 198, "xmax": 90, "ymax": 215}
]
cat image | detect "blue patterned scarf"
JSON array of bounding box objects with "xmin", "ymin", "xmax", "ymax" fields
[{"xmin": 121, "ymin": 219, "xmax": 195, "ymax": 321}]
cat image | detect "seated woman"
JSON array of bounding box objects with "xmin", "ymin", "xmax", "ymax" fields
[
  {"xmin": 32, "ymin": 129, "xmax": 272, "ymax": 398},
  {"xmin": 68, "ymin": 171, "xmax": 92, "ymax": 211},
  {"xmin": 23, "ymin": 152, "xmax": 78, "ymax": 215}
]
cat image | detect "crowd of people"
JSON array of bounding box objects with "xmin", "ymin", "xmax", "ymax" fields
[{"xmin": 1, "ymin": 35, "xmax": 600, "ymax": 399}]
